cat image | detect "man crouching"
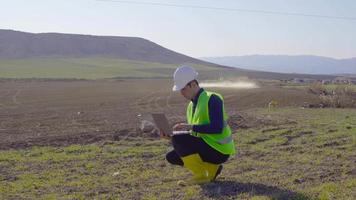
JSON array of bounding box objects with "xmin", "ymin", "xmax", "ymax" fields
[{"xmin": 160, "ymin": 66, "xmax": 236, "ymax": 186}]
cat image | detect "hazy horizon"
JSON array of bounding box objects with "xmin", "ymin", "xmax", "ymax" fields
[
  {"xmin": 201, "ymin": 55, "xmax": 356, "ymax": 75},
  {"xmin": 201, "ymin": 54, "xmax": 356, "ymax": 60}
]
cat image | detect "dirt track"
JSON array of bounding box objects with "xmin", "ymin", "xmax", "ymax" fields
[{"xmin": 0, "ymin": 79, "xmax": 321, "ymax": 149}]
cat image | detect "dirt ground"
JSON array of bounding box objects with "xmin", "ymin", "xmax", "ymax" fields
[{"xmin": 0, "ymin": 79, "xmax": 321, "ymax": 150}]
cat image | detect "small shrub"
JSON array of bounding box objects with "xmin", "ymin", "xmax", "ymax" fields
[
  {"xmin": 308, "ymin": 82, "xmax": 326, "ymax": 95},
  {"xmin": 309, "ymin": 84, "xmax": 356, "ymax": 108}
]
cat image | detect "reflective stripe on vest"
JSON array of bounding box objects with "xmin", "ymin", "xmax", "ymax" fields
[{"xmin": 218, "ymin": 135, "xmax": 233, "ymax": 144}]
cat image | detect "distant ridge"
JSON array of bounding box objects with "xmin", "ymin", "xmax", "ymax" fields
[
  {"xmin": 0, "ymin": 29, "xmax": 212, "ymax": 65},
  {"xmin": 201, "ymin": 55, "xmax": 356, "ymax": 75},
  {"xmin": 0, "ymin": 29, "xmax": 341, "ymax": 80}
]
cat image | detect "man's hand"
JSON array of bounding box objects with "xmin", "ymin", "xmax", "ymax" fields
[
  {"xmin": 173, "ymin": 123, "xmax": 193, "ymax": 131},
  {"xmin": 159, "ymin": 129, "xmax": 171, "ymax": 140}
]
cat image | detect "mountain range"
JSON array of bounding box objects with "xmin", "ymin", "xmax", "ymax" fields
[{"xmin": 201, "ymin": 55, "xmax": 356, "ymax": 75}]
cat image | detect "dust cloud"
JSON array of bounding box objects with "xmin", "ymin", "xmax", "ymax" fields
[{"xmin": 200, "ymin": 81, "xmax": 259, "ymax": 89}]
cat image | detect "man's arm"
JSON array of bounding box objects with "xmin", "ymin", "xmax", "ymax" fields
[{"xmin": 192, "ymin": 94, "xmax": 224, "ymax": 134}]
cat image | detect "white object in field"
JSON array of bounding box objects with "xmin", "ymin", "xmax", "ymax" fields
[{"xmin": 140, "ymin": 120, "xmax": 155, "ymax": 133}]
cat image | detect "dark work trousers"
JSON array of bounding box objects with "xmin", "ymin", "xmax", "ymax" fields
[{"xmin": 166, "ymin": 134, "xmax": 230, "ymax": 166}]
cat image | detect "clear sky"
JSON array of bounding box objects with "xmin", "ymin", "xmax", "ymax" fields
[{"xmin": 1, "ymin": 0, "xmax": 356, "ymax": 59}]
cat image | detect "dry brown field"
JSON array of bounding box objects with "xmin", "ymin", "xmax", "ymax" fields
[{"xmin": 0, "ymin": 79, "xmax": 320, "ymax": 150}]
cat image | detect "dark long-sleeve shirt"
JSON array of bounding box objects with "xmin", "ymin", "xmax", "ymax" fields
[{"xmin": 191, "ymin": 88, "xmax": 224, "ymax": 134}]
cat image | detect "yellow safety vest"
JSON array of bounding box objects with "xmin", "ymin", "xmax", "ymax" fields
[{"xmin": 187, "ymin": 90, "xmax": 235, "ymax": 155}]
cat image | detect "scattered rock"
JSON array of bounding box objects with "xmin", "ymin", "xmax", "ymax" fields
[
  {"xmin": 3, "ymin": 176, "xmax": 18, "ymax": 182},
  {"xmin": 142, "ymin": 152, "xmax": 155, "ymax": 158},
  {"xmin": 140, "ymin": 120, "xmax": 155, "ymax": 133},
  {"xmin": 327, "ymin": 129, "xmax": 338, "ymax": 133},
  {"xmin": 113, "ymin": 134, "xmax": 120, "ymax": 141},
  {"xmin": 262, "ymin": 127, "xmax": 283, "ymax": 133},
  {"xmin": 349, "ymin": 169, "xmax": 356, "ymax": 176},
  {"xmin": 293, "ymin": 178, "xmax": 304, "ymax": 184},
  {"xmin": 112, "ymin": 171, "xmax": 120, "ymax": 177}
]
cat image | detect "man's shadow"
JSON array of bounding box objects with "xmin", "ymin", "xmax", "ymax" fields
[{"xmin": 201, "ymin": 180, "xmax": 309, "ymax": 200}]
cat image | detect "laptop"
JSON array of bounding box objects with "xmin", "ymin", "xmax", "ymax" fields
[{"xmin": 151, "ymin": 113, "xmax": 190, "ymax": 136}]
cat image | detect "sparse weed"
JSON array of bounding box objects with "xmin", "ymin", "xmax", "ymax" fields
[{"xmin": 0, "ymin": 108, "xmax": 355, "ymax": 199}]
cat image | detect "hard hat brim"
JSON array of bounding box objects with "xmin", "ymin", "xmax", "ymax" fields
[{"xmin": 172, "ymin": 84, "xmax": 183, "ymax": 92}]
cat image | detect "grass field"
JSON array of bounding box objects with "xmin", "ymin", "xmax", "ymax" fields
[
  {"xmin": 0, "ymin": 57, "xmax": 220, "ymax": 79},
  {"xmin": 1, "ymin": 108, "xmax": 355, "ymax": 200},
  {"xmin": 1, "ymin": 57, "xmax": 338, "ymax": 81},
  {"xmin": 0, "ymin": 68, "xmax": 354, "ymax": 199}
]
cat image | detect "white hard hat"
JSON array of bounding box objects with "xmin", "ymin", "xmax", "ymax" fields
[{"xmin": 172, "ymin": 66, "xmax": 198, "ymax": 91}]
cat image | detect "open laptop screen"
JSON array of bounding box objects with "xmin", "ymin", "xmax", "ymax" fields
[
  {"xmin": 151, "ymin": 113, "xmax": 173, "ymax": 136},
  {"xmin": 151, "ymin": 113, "xmax": 190, "ymax": 136}
]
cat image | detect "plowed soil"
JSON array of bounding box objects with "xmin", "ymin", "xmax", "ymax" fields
[{"xmin": 0, "ymin": 79, "xmax": 320, "ymax": 149}]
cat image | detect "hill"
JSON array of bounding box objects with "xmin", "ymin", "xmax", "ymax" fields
[
  {"xmin": 0, "ymin": 57, "xmax": 337, "ymax": 80},
  {"xmin": 201, "ymin": 55, "xmax": 356, "ymax": 75},
  {"xmin": 0, "ymin": 29, "xmax": 211, "ymax": 65},
  {"xmin": 0, "ymin": 30, "xmax": 338, "ymax": 80}
]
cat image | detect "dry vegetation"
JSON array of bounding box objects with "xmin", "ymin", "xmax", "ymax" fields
[{"xmin": 308, "ymin": 82, "xmax": 356, "ymax": 108}]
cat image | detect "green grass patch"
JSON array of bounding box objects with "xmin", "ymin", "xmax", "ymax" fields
[
  {"xmin": 0, "ymin": 108, "xmax": 355, "ymax": 199},
  {"xmin": 0, "ymin": 57, "xmax": 218, "ymax": 79}
]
